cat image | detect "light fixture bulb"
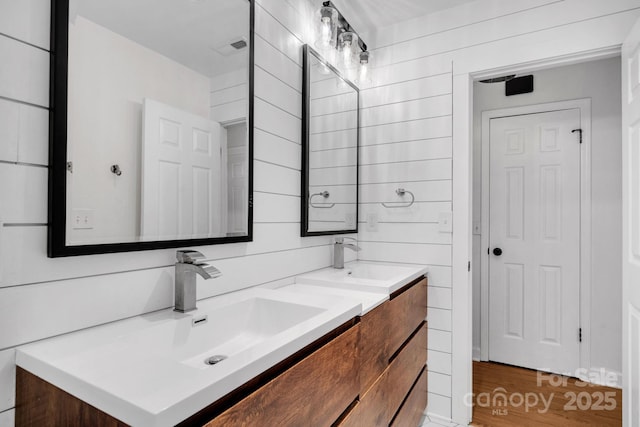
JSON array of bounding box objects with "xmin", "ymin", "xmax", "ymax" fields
[
  {"xmin": 359, "ymin": 62, "xmax": 368, "ymax": 80},
  {"xmin": 338, "ymin": 31, "xmax": 358, "ymax": 69},
  {"xmin": 320, "ymin": 17, "xmax": 331, "ymax": 46},
  {"xmin": 343, "ymin": 40, "xmax": 352, "ymax": 62},
  {"xmin": 315, "ymin": 6, "xmax": 338, "ymax": 50},
  {"xmin": 357, "ymin": 51, "xmax": 372, "ymax": 86}
]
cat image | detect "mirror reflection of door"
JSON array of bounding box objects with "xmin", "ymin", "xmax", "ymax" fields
[
  {"xmin": 65, "ymin": 0, "xmax": 250, "ymax": 245},
  {"xmin": 141, "ymin": 99, "xmax": 223, "ymax": 240},
  {"xmin": 225, "ymin": 122, "xmax": 248, "ymax": 236}
]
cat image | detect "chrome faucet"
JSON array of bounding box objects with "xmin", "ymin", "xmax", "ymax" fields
[
  {"xmin": 174, "ymin": 250, "xmax": 222, "ymax": 313},
  {"xmin": 333, "ymin": 237, "xmax": 360, "ymax": 269}
]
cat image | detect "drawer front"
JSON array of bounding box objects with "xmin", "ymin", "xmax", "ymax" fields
[
  {"xmin": 387, "ymin": 277, "xmax": 427, "ymax": 357},
  {"xmin": 206, "ymin": 324, "xmax": 360, "ymax": 427},
  {"xmin": 337, "ymin": 368, "xmax": 389, "ymax": 427},
  {"xmin": 390, "ymin": 366, "xmax": 428, "ymax": 427},
  {"xmin": 359, "ymin": 277, "xmax": 427, "ymax": 393},
  {"xmin": 359, "ymin": 300, "xmax": 391, "ymax": 393},
  {"xmin": 386, "ymin": 322, "xmax": 428, "ymax": 418}
]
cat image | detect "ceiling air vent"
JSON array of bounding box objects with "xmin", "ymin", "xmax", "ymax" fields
[
  {"xmin": 230, "ymin": 39, "xmax": 247, "ymax": 50},
  {"xmin": 213, "ymin": 37, "xmax": 248, "ymax": 56}
]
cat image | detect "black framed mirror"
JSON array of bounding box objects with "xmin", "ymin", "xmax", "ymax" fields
[
  {"xmin": 301, "ymin": 45, "xmax": 359, "ymax": 237},
  {"xmin": 48, "ymin": 0, "xmax": 254, "ymax": 257}
]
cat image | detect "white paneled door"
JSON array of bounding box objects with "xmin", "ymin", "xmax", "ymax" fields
[
  {"xmin": 488, "ymin": 109, "xmax": 581, "ymax": 375},
  {"xmin": 622, "ymin": 17, "xmax": 640, "ymax": 427},
  {"xmin": 142, "ymin": 99, "xmax": 223, "ymax": 240}
]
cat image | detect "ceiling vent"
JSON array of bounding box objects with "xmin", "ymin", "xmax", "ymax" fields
[
  {"xmin": 230, "ymin": 39, "xmax": 247, "ymax": 50},
  {"xmin": 213, "ymin": 37, "xmax": 248, "ymax": 56}
]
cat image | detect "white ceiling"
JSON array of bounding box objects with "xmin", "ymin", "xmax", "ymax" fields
[
  {"xmin": 75, "ymin": 0, "xmax": 249, "ymax": 78},
  {"xmin": 330, "ymin": 0, "xmax": 479, "ymax": 36}
]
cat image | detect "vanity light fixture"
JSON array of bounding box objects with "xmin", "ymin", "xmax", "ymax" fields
[{"xmin": 314, "ymin": 1, "xmax": 371, "ymax": 86}]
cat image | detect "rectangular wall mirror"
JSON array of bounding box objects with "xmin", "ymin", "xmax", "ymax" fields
[
  {"xmin": 48, "ymin": 0, "xmax": 254, "ymax": 257},
  {"xmin": 301, "ymin": 45, "xmax": 359, "ymax": 236}
]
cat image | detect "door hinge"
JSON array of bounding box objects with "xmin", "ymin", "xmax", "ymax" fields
[
  {"xmin": 572, "ymin": 128, "xmax": 583, "ymax": 144},
  {"xmin": 579, "ymin": 327, "xmax": 582, "ymax": 343},
  {"xmin": 468, "ymin": 261, "xmax": 471, "ymax": 272}
]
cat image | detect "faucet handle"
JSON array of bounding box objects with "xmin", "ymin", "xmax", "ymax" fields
[
  {"xmin": 176, "ymin": 250, "xmax": 205, "ymax": 264},
  {"xmin": 335, "ymin": 236, "xmax": 357, "ymax": 244}
]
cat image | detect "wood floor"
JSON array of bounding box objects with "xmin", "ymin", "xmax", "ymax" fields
[{"xmin": 470, "ymin": 361, "xmax": 622, "ymax": 427}]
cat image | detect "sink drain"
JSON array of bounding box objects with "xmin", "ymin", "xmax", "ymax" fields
[{"xmin": 204, "ymin": 355, "xmax": 227, "ymax": 366}]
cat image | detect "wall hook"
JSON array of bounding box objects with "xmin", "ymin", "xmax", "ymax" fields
[{"xmin": 110, "ymin": 164, "xmax": 122, "ymax": 176}]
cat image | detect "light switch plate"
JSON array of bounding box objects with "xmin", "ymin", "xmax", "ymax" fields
[
  {"xmin": 72, "ymin": 209, "xmax": 94, "ymax": 229},
  {"xmin": 345, "ymin": 213, "xmax": 356, "ymax": 229},
  {"xmin": 439, "ymin": 211, "xmax": 453, "ymax": 233}
]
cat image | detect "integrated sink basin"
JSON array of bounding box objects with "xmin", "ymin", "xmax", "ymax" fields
[
  {"xmin": 296, "ymin": 261, "xmax": 428, "ymax": 294},
  {"xmin": 16, "ymin": 288, "xmax": 361, "ymax": 427},
  {"xmin": 180, "ymin": 297, "xmax": 324, "ymax": 369}
]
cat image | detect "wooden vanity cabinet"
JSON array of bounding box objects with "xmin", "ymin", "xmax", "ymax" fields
[
  {"xmin": 16, "ymin": 276, "xmax": 428, "ymax": 427},
  {"xmin": 16, "ymin": 321, "xmax": 360, "ymax": 427},
  {"xmin": 360, "ymin": 277, "xmax": 428, "ymax": 392},
  {"xmin": 338, "ymin": 276, "xmax": 428, "ymax": 427},
  {"xmin": 199, "ymin": 322, "xmax": 360, "ymax": 427}
]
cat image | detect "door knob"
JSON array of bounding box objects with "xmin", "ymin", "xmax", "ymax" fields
[{"xmin": 493, "ymin": 248, "xmax": 503, "ymax": 256}]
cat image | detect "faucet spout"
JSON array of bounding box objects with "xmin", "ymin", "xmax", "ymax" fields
[
  {"xmin": 174, "ymin": 250, "xmax": 222, "ymax": 313},
  {"xmin": 181, "ymin": 263, "xmax": 222, "ymax": 280}
]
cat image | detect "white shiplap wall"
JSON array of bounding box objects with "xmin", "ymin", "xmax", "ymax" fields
[
  {"xmin": 0, "ymin": 1, "xmax": 357, "ymax": 425},
  {"xmin": 210, "ymin": 69, "xmax": 248, "ymax": 124},
  {"xmin": 357, "ymin": 55, "xmax": 455, "ymax": 419},
  {"xmin": 358, "ymin": 0, "xmax": 640, "ymax": 421}
]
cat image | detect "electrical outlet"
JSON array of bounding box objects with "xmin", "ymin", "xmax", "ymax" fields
[
  {"xmin": 72, "ymin": 209, "xmax": 94, "ymax": 229},
  {"xmin": 366, "ymin": 212, "xmax": 378, "ymax": 232}
]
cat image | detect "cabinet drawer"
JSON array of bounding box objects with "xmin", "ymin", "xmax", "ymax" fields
[
  {"xmin": 359, "ymin": 277, "xmax": 427, "ymax": 392},
  {"xmin": 205, "ymin": 324, "xmax": 360, "ymax": 427},
  {"xmin": 337, "ymin": 367, "xmax": 389, "ymax": 427},
  {"xmin": 359, "ymin": 299, "xmax": 390, "ymax": 392},
  {"xmin": 387, "ymin": 322, "xmax": 428, "ymax": 418},
  {"xmin": 390, "ymin": 366, "xmax": 428, "ymax": 427},
  {"xmin": 339, "ymin": 322, "xmax": 428, "ymax": 427},
  {"xmin": 387, "ymin": 278, "xmax": 427, "ymax": 358}
]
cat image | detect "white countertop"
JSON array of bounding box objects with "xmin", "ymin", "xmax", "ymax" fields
[
  {"xmin": 276, "ymin": 283, "xmax": 388, "ymax": 315},
  {"xmin": 296, "ymin": 261, "xmax": 428, "ymax": 294},
  {"xmin": 16, "ymin": 287, "xmax": 361, "ymax": 427},
  {"xmin": 15, "ymin": 261, "xmax": 427, "ymax": 426}
]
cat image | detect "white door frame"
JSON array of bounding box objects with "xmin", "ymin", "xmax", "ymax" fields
[
  {"xmin": 479, "ymin": 99, "xmax": 592, "ymax": 373},
  {"xmin": 451, "ymin": 46, "xmax": 619, "ymax": 425}
]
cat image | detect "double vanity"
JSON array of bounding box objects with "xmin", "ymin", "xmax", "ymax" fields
[
  {"xmin": 31, "ymin": 0, "xmax": 430, "ymax": 424},
  {"xmin": 15, "ymin": 261, "xmax": 428, "ymax": 426}
]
